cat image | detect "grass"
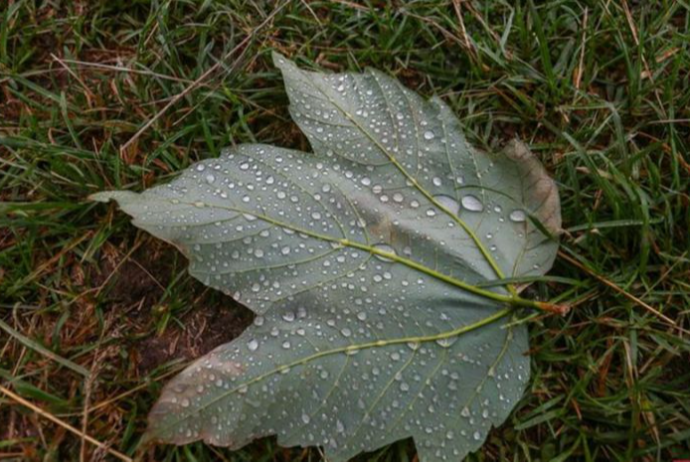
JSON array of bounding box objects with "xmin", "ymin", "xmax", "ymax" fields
[{"xmin": 1, "ymin": 0, "xmax": 689, "ymax": 461}]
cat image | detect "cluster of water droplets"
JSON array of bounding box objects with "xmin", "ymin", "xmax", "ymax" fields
[
  {"xmin": 118, "ymin": 54, "xmax": 551, "ymax": 462},
  {"xmin": 152, "ymin": 276, "xmax": 530, "ymax": 460}
]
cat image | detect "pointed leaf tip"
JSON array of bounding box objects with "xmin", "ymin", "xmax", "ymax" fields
[{"xmin": 271, "ymin": 50, "xmax": 292, "ymax": 70}]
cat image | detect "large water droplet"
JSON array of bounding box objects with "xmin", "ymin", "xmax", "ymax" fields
[
  {"xmin": 434, "ymin": 195, "xmax": 460, "ymax": 215},
  {"xmin": 247, "ymin": 339, "xmax": 259, "ymax": 351},
  {"xmin": 509, "ymin": 209, "xmax": 527, "ymax": 222},
  {"xmin": 436, "ymin": 337, "xmax": 456, "ymax": 348},
  {"xmin": 461, "ymin": 195, "xmax": 484, "ymax": 212},
  {"xmin": 373, "ymin": 243, "xmax": 396, "ymax": 262},
  {"xmin": 423, "ymin": 130, "xmax": 435, "ymax": 140}
]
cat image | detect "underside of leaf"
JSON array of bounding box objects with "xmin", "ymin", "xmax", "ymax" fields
[{"xmin": 91, "ymin": 53, "xmax": 560, "ymax": 462}]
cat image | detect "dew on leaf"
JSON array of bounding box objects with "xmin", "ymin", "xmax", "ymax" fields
[
  {"xmin": 247, "ymin": 339, "xmax": 259, "ymax": 352},
  {"xmin": 433, "ymin": 195, "xmax": 460, "ymax": 215},
  {"xmin": 509, "ymin": 209, "xmax": 527, "ymax": 222},
  {"xmin": 373, "ymin": 243, "xmax": 396, "ymax": 262},
  {"xmin": 461, "ymin": 195, "xmax": 484, "ymax": 212}
]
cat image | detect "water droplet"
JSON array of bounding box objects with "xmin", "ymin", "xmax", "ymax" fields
[
  {"xmin": 432, "ymin": 177, "xmax": 442, "ymax": 187},
  {"xmin": 340, "ymin": 327, "xmax": 352, "ymax": 337},
  {"xmin": 423, "ymin": 130, "xmax": 435, "ymax": 140},
  {"xmin": 436, "ymin": 337, "xmax": 456, "ymax": 348},
  {"xmin": 509, "ymin": 209, "xmax": 527, "ymax": 222},
  {"xmin": 407, "ymin": 341, "xmax": 420, "ymax": 351},
  {"xmin": 473, "ymin": 430, "xmax": 481, "ymax": 441},
  {"xmin": 433, "ymin": 195, "xmax": 460, "ymax": 215},
  {"xmin": 301, "ymin": 413, "xmax": 311, "ymax": 424},
  {"xmin": 247, "ymin": 339, "xmax": 259, "ymax": 351},
  {"xmin": 205, "ymin": 174, "xmax": 215, "ymax": 184},
  {"xmin": 461, "ymin": 195, "xmax": 484, "ymax": 212},
  {"xmin": 373, "ymin": 243, "xmax": 396, "ymax": 262}
]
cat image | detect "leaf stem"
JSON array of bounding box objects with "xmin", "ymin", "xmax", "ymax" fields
[{"xmin": 342, "ymin": 239, "xmax": 564, "ymax": 314}]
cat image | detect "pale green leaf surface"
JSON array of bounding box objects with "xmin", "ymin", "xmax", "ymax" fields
[{"xmin": 91, "ymin": 53, "xmax": 560, "ymax": 462}]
